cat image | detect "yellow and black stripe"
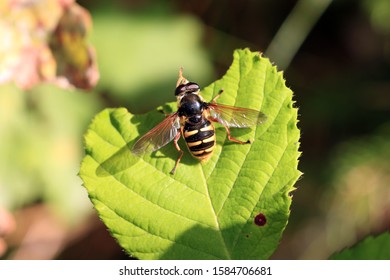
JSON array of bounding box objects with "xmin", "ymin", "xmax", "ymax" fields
[{"xmin": 182, "ymin": 119, "xmax": 216, "ymax": 162}]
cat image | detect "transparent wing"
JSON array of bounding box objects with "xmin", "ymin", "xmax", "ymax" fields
[
  {"xmin": 208, "ymin": 103, "xmax": 267, "ymax": 128},
  {"xmin": 132, "ymin": 113, "xmax": 180, "ymax": 155}
]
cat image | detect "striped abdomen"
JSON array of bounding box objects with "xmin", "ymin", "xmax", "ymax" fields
[{"xmin": 182, "ymin": 118, "xmax": 216, "ymax": 162}]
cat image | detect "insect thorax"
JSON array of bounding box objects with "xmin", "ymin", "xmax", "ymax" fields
[{"xmin": 178, "ymin": 93, "xmax": 206, "ymax": 119}]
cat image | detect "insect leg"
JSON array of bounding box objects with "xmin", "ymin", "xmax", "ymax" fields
[
  {"xmin": 170, "ymin": 132, "xmax": 184, "ymax": 175},
  {"xmin": 211, "ymin": 89, "xmax": 224, "ymax": 103},
  {"xmin": 224, "ymin": 124, "xmax": 251, "ymax": 144},
  {"xmin": 209, "ymin": 116, "xmax": 251, "ymax": 145}
]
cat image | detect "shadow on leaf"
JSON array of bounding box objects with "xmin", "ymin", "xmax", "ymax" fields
[
  {"xmin": 96, "ymin": 142, "xmax": 139, "ymax": 177},
  {"xmin": 156, "ymin": 215, "xmax": 276, "ymax": 260}
]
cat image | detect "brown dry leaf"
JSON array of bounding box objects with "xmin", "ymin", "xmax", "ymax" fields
[
  {"xmin": 0, "ymin": 0, "xmax": 99, "ymax": 90},
  {"xmin": 49, "ymin": 3, "xmax": 99, "ymax": 90},
  {"xmin": 0, "ymin": 207, "xmax": 16, "ymax": 257}
]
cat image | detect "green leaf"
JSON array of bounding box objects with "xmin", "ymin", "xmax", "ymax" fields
[
  {"xmin": 80, "ymin": 49, "xmax": 301, "ymax": 259},
  {"xmin": 330, "ymin": 232, "xmax": 390, "ymax": 260}
]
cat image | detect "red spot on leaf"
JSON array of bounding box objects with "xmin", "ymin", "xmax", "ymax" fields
[{"xmin": 254, "ymin": 213, "xmax": 267, "ymax": 226}]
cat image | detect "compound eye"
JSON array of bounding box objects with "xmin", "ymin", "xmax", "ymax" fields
[
  {"xmin": 186, "ymin": 82, "xmax": 200, "ymax": 92},
  {"xmin": 175, "ymin": 84, "xmax": 187, "ymax": 96}
]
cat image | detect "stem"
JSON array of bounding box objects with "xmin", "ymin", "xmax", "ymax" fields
[{"xmin": 265, "ymin": 0, "xmax": 333, "ymax": 70}]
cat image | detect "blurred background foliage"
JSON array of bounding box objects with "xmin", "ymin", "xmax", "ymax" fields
[{"xmin": 0, "ymin": 0, "xmax": 389, "ymax": 259}]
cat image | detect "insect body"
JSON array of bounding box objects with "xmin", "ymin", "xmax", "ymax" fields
[
  {"xmin": 132, "ymin": 69, "xmax": 267, "ymax": 175},
  {"xmin": 178, "ymin": 91, "xmax": 216, "ymax": 162}
]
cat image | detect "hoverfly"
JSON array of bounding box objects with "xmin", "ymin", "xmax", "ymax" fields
[{"xmin": 132, "ymin": 69, "xmax": 267, "ymax": 174}]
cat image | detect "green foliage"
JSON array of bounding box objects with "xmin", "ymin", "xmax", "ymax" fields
[
  {"xmin": 0, "ymin": 83, "xmax": 101, "ymax": 224},
  {"xmin": 320, "ymin": 125, "xmax": 390, "ymax": 253},
  {"xmin": 91, "ymin": 13, "xmax": 212, "ymax": 113},
  {"xmin": 80, "ymin": 49, "xmax": 301, "ymax": 259},
  {"xmin": 330, "ymin": 232, "xmax": 390, "ymax": 260},
  {"xmin": 362, "ymin": 0, "xmax": 390, "ymax": 34}
]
